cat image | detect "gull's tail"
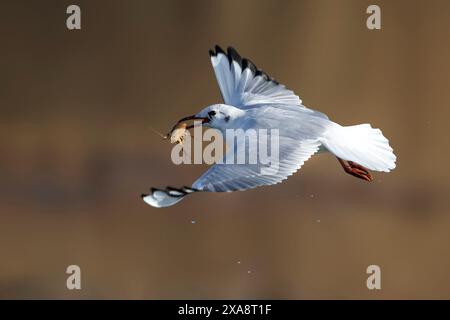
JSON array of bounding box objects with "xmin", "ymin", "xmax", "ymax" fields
[{"xmin": 320, "ymin": 123, "xmax": 396, "ymax": 172}]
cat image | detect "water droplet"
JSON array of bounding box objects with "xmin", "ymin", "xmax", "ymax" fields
[
  {"xmin": 247, "ymin": 270, "xmax": 251, "ymax": 274},
  {"xmin": 310, "ymin": 194, "xmax": 315, "ymax": 198},
  {"xmin": 316, "ymin": 219, "xmax": 321, "ymax": 223},
  {"xmin": 237, "ymin": 261, "xmax": 241, "ymax": 264},
  {"xmin": 191, "ymin": 220, "xmax": 196, "ymax": 224}
]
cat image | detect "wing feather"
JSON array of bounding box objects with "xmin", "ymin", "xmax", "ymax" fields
[
  {"xmin": 209, "ymin": 45, "xmax": 302, "ymax": 108},
  {"xmin": 192, "ymin": 138, "xmax": 320, "ymax": 192}
]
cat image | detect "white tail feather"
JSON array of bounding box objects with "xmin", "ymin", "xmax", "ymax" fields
[{"xmin": 321, "ymin": 123, "xmax": 396, "ymax": 172}]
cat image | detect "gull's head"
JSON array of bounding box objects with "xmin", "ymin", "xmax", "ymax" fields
[{"xmin": 195, "ymin": 104, "xmax": 244, "ymax": 130}]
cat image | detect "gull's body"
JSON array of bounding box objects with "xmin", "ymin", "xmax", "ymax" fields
[{"xmin": 142, "ymin": 46, "xmax": 396, "ymax": 208}]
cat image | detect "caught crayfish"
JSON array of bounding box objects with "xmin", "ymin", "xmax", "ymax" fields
[{"xmin": 169, "ymin": 123, "xmax": 187, "ymax": 145}]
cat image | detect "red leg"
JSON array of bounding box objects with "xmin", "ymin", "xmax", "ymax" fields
[{"xmin": 337, "ymin": 158, "xmax": 373, "ymax": 182}]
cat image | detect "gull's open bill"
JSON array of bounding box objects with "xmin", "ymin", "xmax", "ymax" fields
[{"xmin": 142, "ymin": 45, "xmax": 396, "ymax": 208}]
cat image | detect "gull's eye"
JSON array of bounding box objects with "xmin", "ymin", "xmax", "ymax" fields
[{"xmin": 208, "ymin": 111, "xmax": 216, "ymax": 118}]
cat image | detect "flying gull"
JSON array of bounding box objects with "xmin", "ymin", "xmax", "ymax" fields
[{"xmin": 142, "ymin": 46, "xmax": 396, "ymax": 208}]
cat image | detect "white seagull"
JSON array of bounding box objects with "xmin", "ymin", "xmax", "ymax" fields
[{"xmin": 142, "ymin": 45, "xmax": 396, "ymax": 208}]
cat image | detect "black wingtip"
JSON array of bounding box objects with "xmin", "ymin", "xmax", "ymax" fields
[
  {"xmin": 227, "ymin": 46, "xmax": 242, "ymax": 67},
  {"xmin": 242, "ymin": 58, "xmax": 257, "ymax": 74},
  {"xmin": 210, "ymin": 45, "xmax": 280, "ymax": 85},
  {"xmin": 214, "ymin": 45, "xmax": 225, "ymax": 55},
  {"xmin": 141, "ymin": 193, "xmax": 147, "ymax": 199}
]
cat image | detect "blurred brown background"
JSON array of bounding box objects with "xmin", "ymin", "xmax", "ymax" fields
[{"xmin": 0, "ymin": 0, "xmax": 449, "ymax": 299}]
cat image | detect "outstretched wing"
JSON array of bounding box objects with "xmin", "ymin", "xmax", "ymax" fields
[
  {"xmin": 192, "ymin": 139, "xmax": 320, "ymax": 192},
  {"xmin": 191, "ymin": 105, "xmax": 324, "ymax": 192},
  {"xmin": 209, "ymin": 45, "xmax": 302, "ymax": 108}
]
